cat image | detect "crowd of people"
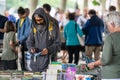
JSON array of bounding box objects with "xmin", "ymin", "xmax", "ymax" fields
[{"xmin": 0, "ymin": 3, "xmax": 120, "ymax": 79}]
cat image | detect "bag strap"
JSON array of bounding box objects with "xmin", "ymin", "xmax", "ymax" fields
[{"xmin": 75, "ymin": 23, "xmax": 77, "ymax": 33}]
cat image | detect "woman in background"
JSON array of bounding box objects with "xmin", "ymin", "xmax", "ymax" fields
[
  {"xmin": 63, "ymin": 12, "xmax": 84, "ymax": 65},
  {"xmin": 1, "ymin": 21, "xmax": 17, "ymax": 70}
]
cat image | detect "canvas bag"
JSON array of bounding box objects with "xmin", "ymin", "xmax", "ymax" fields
[{"xmin": 75, "ymin": 23, "xmax": 85, "ymax": 46}]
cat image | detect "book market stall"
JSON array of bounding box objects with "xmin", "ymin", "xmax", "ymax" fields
[{"xmin": 0, "ymin": 62, "xmax": 101, "ymax": 80}]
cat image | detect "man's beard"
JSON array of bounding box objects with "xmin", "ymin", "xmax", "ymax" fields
[
  {"xmin": 37, "ymin": 25, "xmax": 44, "ymax": 33},
  {"xmin": 38, "ymin": 22, "xmax": 44, "ymax": 25}
]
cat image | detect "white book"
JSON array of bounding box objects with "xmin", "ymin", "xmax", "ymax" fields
[
  {"xmin": 46, "ymin": 69, "xmax": 57, "ymax": 80},
  {"xmin": 49, "ymin": 64, "xmax": 62, "ymax": 70}
]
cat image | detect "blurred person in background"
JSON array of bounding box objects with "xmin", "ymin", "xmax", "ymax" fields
[
  {"xmin": 16, "ymin": 6, "xmax": 32, "ymax": 70},
  {"xmin": 54, "ymin": 8, "xmax": 60, "ymax": 19},
  {"xmin": 77, "ymin": 8, "xmax": 89, "ymax": 61},
  {"xmin": 59, "ymin": 11, "xmax": 69, "ymax": 62},
  {"xmin": 82, "ymin": 9, "xmax": 104, "ymax": 61},
  {"xmin": 4, "ymin": 10, "xmax": 16, "ymax": 24},
  {"xmin": 1, "ymin": 21, "xmax": 17, "ymax": 70},
  {"xmin": 0, "ymin": 14, "xmax": 8, "ymax": 51},
  {"xmin": 42, "ymin": 3, "xmax": 61, "ymax": 61},
  {"xmin": 103, "ymin": 5, "xmax": 116, "ymax": 35},
  {"xmin": 63, "ymin": 12, "xmax": 84, "ymax": 65},
  {"xmin": 25, "ymin": 8, "xmax": 31, "ymax": 18},
  {"xmin": 59, "ymin": 26, "xmax": 68, "ymax": 63},
  {"xmin": 77, "ymin": 8, "xmax": 89, "ymax": 29},
  {"xmin": 55, "ymin": 9, "xmax": 64, "ymax": 25},
  {"xmin": 75, "ymin": 8, "xmax": 81, "ymax": 22},
  {"xmin": 0, "ymin": 14, "xmax": 8, "ymax": 39}
]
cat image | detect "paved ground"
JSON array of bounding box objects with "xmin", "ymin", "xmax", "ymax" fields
[
  {"xmin": 57, "ymin": 51, "xmax": 102, "ymax": 65},
  {"xmin": 57, "ymin": 51, "xmax": 86, "ymax": 65}
]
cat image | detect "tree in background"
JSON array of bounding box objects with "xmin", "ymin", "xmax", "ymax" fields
[
  {"xmin": 60, "ymin": 0, "xmax": 67, "ymax": 12},
  {"xmin": 84, "ymin": 0, "xmax": 88, "ymax": 8},
  {"xmin": 117, "ymin": 0, "xmax": 120, "ymax": 12},
  {"xmin": 101, "ymin": 0, "xmax": 106, "ymax": 14},
  {"xmin": 30, "ymin": 0, "xmax": 38, "ymax": 18}
]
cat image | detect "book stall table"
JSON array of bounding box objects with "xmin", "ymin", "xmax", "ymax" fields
[{"xmin": 0, "ymin": 63, "xmax": 101, "ymax": 80}]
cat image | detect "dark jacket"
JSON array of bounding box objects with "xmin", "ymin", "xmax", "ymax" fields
[
  {"xmin": 0, "ymin": 15, "xmax": 8, "ymax": 39},
  {"xmin": 26, "ymin": 8, "xmax": 61, "ymax": 72},
  {"xmin": 82, "ymin": 15, "xmax": 104, "ymax": 46}
]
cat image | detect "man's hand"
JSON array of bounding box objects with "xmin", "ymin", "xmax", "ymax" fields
[
  {"xmin": 41, "ymin": 48, "xmax": 48, "ymax": 55},
  {"xmin": 16, "ymin": 39, "xmax": 19, "ymax": 44},
  {"xmin": 30, "ymin": 48, "xmax": 36, "ymax": 53},
  {"xmin": 87, "ymin": 62, "xmax": 95, "ymax": 69}
]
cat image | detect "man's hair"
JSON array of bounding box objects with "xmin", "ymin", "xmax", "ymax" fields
[
  {"xmin": 42, "ymin": 3, "xmax": 51, "ymax": 12},
  {"xmin": 25, "ymin": 8, "xmax": 30, "ymax": 14},
  {"xmin": 109, "ymin": 5, "xmax": 116, "ymax": 11},
  {"xmin": 105, "ymin": 11, "xmax": 120, "ymax": 27},
  {"xmin": 88, "ymin": 9, "xmax": 96, "ymax": 15},
  {"xmin": 68, "ymin": 12, "xmax": 75, "ymax": 20},
  {"xmin": 25, "ymin": 8, "xmax": 30, "ymax": 16},
  {"xmin": 17, "ymin": 6, "xmax": 25, "ymax": 15}
]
